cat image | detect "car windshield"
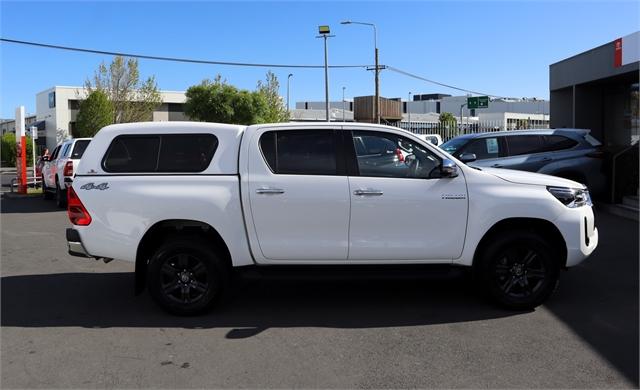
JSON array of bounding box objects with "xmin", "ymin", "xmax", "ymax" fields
[{"xmin": 440, "ymin": 138, "xmax": 468, "ymax": 154}]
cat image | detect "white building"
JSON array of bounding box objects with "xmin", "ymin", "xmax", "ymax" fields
[{"xmin": 35, "ymin": 86, "xmax": 188, "ymax": 150}]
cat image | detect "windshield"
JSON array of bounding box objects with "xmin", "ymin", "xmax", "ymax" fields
[{"xmin": 440, "ymin": 138, "xmax": 468, "ymax": 154}]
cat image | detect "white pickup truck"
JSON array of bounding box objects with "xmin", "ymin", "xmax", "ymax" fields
[{"xmin": 66, "ymin": 122, "xmax": 598, "ymax": 315}]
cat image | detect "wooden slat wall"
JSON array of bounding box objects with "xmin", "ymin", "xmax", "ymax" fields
[{"xmin": 354, "ymin": 96, "xmax": 402, "ymax": 122}]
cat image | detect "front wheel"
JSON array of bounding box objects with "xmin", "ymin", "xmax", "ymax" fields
[
  {"xmin": 147, "ymin": 238, "xmax": 229, "ymax": 316},
  {"xmin": 476, "ymin": 231, "xmax": 560, "ymax": 310}
]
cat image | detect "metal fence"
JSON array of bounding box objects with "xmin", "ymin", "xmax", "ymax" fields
[{"xmin": 395, "ymin": 119, "xmax": 550, "ymax": 142}]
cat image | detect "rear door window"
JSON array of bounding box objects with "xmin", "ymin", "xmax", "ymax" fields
[
  {"xmin": 506, "ymin": 135, "xmax": 546, "ymax": 156},
  {"xmin": 259, "ymin": 130, "xmax": 337, "ymax": 175},
  {"xmin": 103, "ymin": 134, "xmax": 217, "ymax": 173},
  {"xmin": 71, "ymin": 140, "xmax": 91, "ymax": 159}
]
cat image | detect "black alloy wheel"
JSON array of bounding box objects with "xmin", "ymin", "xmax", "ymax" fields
[
  {"xmin": 478, "ymin": 231, "xmax": 560, "ymax": 310},
  {"xmin": 492, "ymin": 245, "xmax": 548, "ymax": 300},
  {"xmin": 148, "ymin": 238, "xmax": 228, "ymax": 315},
  {"xmin": 160, "ymin": 253, "xmax": 210, "ymax": 305}
]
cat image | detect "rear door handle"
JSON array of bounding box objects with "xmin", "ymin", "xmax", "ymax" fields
[
  {"xmin": 354, "ymin": 189, "xmax": 384, "ymax": 196},
  {"xmin": 256, "ymin": 187, "xmax": 285, "ymax": 194}
]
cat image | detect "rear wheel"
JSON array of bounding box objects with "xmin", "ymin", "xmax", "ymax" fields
[
  {"xmin": 55, "ymin": 182, "xmax": 67, "ymax": 208},
  {"xmin": 42, "ymin": 176, "xmax": 53, "ymax": 200},
  {"xmin": 147, "ymin": 238, "xmax": 229, "ymax": 316},
  {"xmin": 476, "ymin": 231, "xmax": 560, "ymax": 310}
]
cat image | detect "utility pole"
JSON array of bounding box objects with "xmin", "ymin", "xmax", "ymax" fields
[
  {"xmin": 317, "ymin": 25, "xmax": 334, "ymax": 122},
  {"xmin": 375, "ymin": 46, "xmax": 379, "ymax": 124}
]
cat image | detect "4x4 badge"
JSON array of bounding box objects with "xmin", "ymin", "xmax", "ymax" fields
[{"xmin": 80, "ymin": 182, "xmax": 109, "ymax": 190}]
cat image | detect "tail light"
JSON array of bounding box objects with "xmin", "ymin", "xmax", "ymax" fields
[
  {"xmin": 67, "ymin": 187, "xmax": 92, "ymax": 225},
  {"xmin": 395, "ymin": 148, "xmax": 405, "ymax": 162},
  {"xmin": 63, "ymin": 161, "xmax": 74, "ymax": 176}
]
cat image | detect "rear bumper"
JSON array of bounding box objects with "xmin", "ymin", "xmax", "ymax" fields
[{"xmin": 66, "ymin": 228, "xmax": 90, "ymax": 258}]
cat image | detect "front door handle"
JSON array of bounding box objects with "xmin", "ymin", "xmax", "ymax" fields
[
  {"xmin": 354, "ymin": 189, "xmax": 384, "ymax": 196},
  {"xmin": 491, "ymin": 164, "xmax": 503, "ymax": 168},
  {"xmin": 256, "ymin": 187, "xmax": 285, "ymax": 194}
]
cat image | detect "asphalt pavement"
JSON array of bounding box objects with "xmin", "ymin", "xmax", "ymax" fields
[{"xmin": 1, "ymin": 195, "xmax": 638, "ymax": 388}]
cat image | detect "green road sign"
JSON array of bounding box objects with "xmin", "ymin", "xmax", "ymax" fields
[{"xmin": 467, "ymin": 96, "xmax": 489, "ymax": 109}]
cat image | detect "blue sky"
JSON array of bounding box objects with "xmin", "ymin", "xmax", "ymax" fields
[{"xmin": 1, "ymin": 0, "xmax": 639, "ymax": 118}]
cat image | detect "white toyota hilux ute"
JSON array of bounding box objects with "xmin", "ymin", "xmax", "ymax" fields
[{"xmin": 67, "ymin": 122, "xmax": 598, "ymax": 315}]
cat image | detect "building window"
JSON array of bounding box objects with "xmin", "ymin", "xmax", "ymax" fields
[
  {"xmin": 168, "ymin": 103, "xmax": 184, "ymax": 113},
  {"xmin": 436, "ymin": 102, "xmax": 441, "ymax": 113},
  {"xmin": 48, "ymin": 92, "xmax": 56, "ymax": 108},
  {"xmin": 68, "ymin": 100, "xmax": 80, "ymax": 110}
]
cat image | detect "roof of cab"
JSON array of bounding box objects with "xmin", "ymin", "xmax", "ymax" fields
[{"xmin": 97, "ymin": 121, "xmax": 247, "ymax": 136}]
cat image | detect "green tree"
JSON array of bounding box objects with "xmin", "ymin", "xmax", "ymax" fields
[
  {"xmin": 439, "ymin": 112, "xmax": 457, "ymax": 126},
  {"xmin": 75, "ymin": 90, "xmax": 115, "ymax": 137},
  {"xmin": 84, "ymin": 56, "xmax": 161, "ymax": 123},
  {"xmin": 1, "ymin": 133, "xmax": 34, "ymax": 167},
  {"xmin": 256, "ymin": 71, "xmax": 289, "ymax": 123},
  {"xmin": 184, "ymin": 76, "xmax": 268, "ymax": 125}
]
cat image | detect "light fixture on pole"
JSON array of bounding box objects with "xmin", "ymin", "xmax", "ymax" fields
[
  {"xmin": 287, "ymin": 73, "xmax": 293, "ymax": 114},
  {"xmin": 342, "ymin": 86, "xmax": 346, "ymax": 122},
  {"xmin": 341, "ymin": 20, "xmax": 379, "ymax": 124},
  {"xmin": 317, "ymin": 25, "xmax": 334, "ymax": 122},
  {"xmin": 408, "ymin": 92, "xmax": 412, "ymax": 131}
]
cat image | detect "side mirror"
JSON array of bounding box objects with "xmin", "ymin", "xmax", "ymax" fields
[
  {"xmin": 41, "ymin": 156, "xmax": 49, "ymax": 162},
  {"xmin": 459, "ymin": 153, "xmax": 477, "ymax": 163},
  {"xmin": 440, "ymin": 159, "xmax": 458, "ymax": 178}
]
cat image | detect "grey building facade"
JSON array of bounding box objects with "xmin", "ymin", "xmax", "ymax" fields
[{"xmin": 550, "ymin": 32, "xmax": 639, "ymax": 147}]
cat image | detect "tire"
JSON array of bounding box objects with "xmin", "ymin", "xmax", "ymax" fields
[
  {"xmin": 147, "ymin": 238, "xmax": 229, "ymax": 316},
  {"xmin": 55, "ymin": 182, "xmax": 67, "ymax": 208},
  {"xmin": 42, "ymin": 176, "xmax": 53, "ymax": 200},
  {"xmin": 476, "ymin": 231, "xmax": 560, "ymax": 310}
]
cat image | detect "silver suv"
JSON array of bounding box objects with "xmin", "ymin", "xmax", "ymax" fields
[{"xmin": 441, "ymin": 129, "xmax": 606, "ymax": 196}]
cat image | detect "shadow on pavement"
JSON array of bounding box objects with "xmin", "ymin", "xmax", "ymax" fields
[
  {"xmin": 1, "ymin": 195, "xmax": 61, "ymax": 214},
  {"xmin": 1, "ymin": 272, "xmax": 522, "ymax": 335},
  {"xmin": 545, "ymin": 211, "xmax": 639, "ymax": 386}
]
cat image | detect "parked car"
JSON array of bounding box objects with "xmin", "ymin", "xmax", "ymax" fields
[
  {"xmin": 42, "ymin": 138, "xmax": 91, "ymax": 207},
  {"xmin": 67, "ymin": 122, "xmax": 597, "ymax": 315},
  {"xmin": 415, "ymin": 134, "xmax": 443, "ymax": 146},
  {"xmin": 440, "ymin": 129, "xmax": 606, "ymax": 196}
]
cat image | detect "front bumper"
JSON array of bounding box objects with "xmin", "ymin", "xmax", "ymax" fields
[
  {"xmin": 554, "ymin": 205, "xmax": 599, "ymax": 267},
  {"xmin": 66, "ymin": 228, "xmax": 90, "ymax": 258}
]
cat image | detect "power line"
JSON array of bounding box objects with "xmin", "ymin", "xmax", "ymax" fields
[
  {"xmin": 1, "ymin": 37, "xmax": 507, "ymax": 97},
  {"xmin": 0, "ymin": 37, "xmax": 371, "ymax": 69},
  {"xmin": 386, "ymin": 66, "xmax": 503, "ymax": 98}
]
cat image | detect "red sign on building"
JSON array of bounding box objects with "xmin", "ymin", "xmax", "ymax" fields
[{"xmin": 614, "ymin": 38, "xmax": 622, "ymax": 68}]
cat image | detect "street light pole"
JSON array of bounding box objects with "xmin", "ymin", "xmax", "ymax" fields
[
  {"xmin": 408, "ymin": 92, "xmax": 412, "ymax": 131},
  {"xmin": 341, "ymin": 20, "xmax": 379, "ymax": 124},
  {"xmin": 287, "ymin": 73, "xmax": 293, "ymax": 113},
  {"xmin": 317, "ymin": 25, "xmax": 334, "ymax": 122},
  {"xmin": 459, "ymin": 103, "xmax": 467, "ymax": 134},
  {"xmin": 342, "ymin": 86, "xmax": 346, "ymax": 122}
]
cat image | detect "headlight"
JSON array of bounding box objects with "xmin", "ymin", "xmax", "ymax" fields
[{"xmin": 547, "ymin": 186, "xmax": 592, "ymax": 208}]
